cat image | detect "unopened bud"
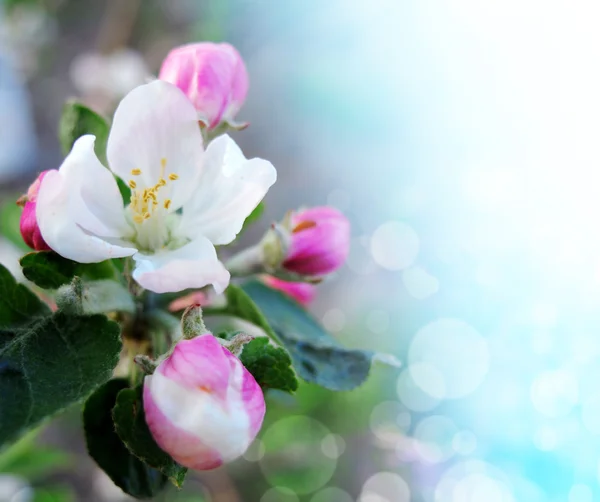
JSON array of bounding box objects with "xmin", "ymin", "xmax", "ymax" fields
[
  {"xmin": 19, "ymin": 171, "xmax": 53, "ymax": 251},
  {"xmin": 143, "ymin": 334, "xmax": 265, "ymax": 470}
]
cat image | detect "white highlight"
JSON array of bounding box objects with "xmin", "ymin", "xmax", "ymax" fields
[
  {"xmin": 409, "ymin": 319, "xmax": 489, "ymax": 399},
  {"xmin": 370, "ymin": 221, "xmax": 420, "ymax": 271}
]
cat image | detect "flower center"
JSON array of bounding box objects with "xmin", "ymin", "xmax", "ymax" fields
[{"xmin": 127, "ymin": 158, "xmax": 180, "ymax": 251}]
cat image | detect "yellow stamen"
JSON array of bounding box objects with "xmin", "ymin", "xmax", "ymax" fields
[
  {"xmin": 157, "ymin": 178, "xmax": 167, "ymax": 187},
  {"xmin": 133, "ymin": 214, "xmax": 144, "ymax": 224},
  {"xmin": 131, "ymin": 168, "xmax": 142, "ymax": 176},
  {"xmin": 143, "ymin": 212, "xmax": 151, "ymax": 220},
  {"xmin": 164, "ymin": 199, "xmax": 171, "ymax": 210},
  {"xmin": 128, "ymin": 180, "xmax": 137, "ymax": 189},
  {"xmin": 168, "ymin": 173, "xmax": 179, "ymax": 181},
  {"xmin": 161, "ymin": 158, "xmax": 167, "ymax": 168}
]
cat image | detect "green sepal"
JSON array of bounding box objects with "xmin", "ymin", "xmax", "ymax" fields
[{"xmin": 239, "ymin": 337, "xmax": 298, "ymax": 393}]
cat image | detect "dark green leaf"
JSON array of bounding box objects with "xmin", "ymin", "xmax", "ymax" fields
[
  {"xmin": 20, "ymin": 252, "xmax": 77, "ymax": 289},
  {"xmin": 20, "ymin": 251, "xmax": 120, "ymax": 290},
  {"xmin": 113, "ymin": 385, "xmax": 187, "ymax": 488},
  {"xmin": 84, "ymin": 379, "xmax": 168, "ymax": 499},
  {"xmin": 58, "ymin": 101, "xmax": 109, "ymax": 164},
  {"xmin": 0, "ymin": 264, "xmax": 122, "ymax": 447},
  {"xmin": 0, "ymin": 263, "xmax": 51, "ymax": 327},
  {"xmin": 240, "ymin": 337, "xmax": 298, "ymax": 393},
  {"xmin": 242, "ymin": 281, "xmax": 373, "ymax": 391}
]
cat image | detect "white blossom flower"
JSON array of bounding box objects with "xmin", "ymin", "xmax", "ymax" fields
[{"xmin": 36, "ymin": 80, "xmax": 276, "ymax": 293}]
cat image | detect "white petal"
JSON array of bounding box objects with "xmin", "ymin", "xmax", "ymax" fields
[
  {"xmin": 132, "ymin": 237, "xmax": 230, "ymax": 294},
  {"xmin": 179, "ymin": 134, "xmax": 277, "ymax": 245},
  {"xmin": 107, "ymin": 80, "xmax": 204, "ymax": 211},
  {"xmin": 37, "ymin": 168, "xmax": 137, "ymax": 263},
  {"xmin": 58, "ymin": 135, "xmax": 132, "ymax": 238}
]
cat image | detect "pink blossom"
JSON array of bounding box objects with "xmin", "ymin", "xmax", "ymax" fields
[
  {"xmin": 143, "ymin": 334, "xmax": 265, "ymax": 470},
  {"xmin": 262, "ymin": 275, "xmax": 316, "ymax": 306},
  {"xmin": 20, "ymin": 170, "xmax": 52, "ymax": 251},
  {"xmin": 159, "ymin": 42, "xmax": 248, "ymax": 129},
  {"xmin": 283, "ymin": 206, "xmax": 350, "ymax": 277}
]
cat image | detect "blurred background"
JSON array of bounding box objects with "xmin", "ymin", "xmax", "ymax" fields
[{"xmin": 2, "ymin": 0, "xmax": 600, "ymax": 500}]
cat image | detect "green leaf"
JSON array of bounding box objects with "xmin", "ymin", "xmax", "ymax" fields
[
  {"xmin": 84, "ymin": 379, "xmax": 168, "ymax": 499},
  {"xmin": 57, "ymin": 102, "xmax": 131, "ymax": 206},
  {"xmin": 20, "ymin": 252, "xmax": 77, "ymax": 289},
  {"xmin": 0, "ymin": 263, "xmax": 51, "ymax": 327},
  {"xmin": 32, "ymin": 486, "xmax": 76, "ymax": 502},
  {"xmin": 0, "ymin": 201, "xmax": 29, "ymax": 252},
  {"xmin": 240, "ymin": 202, "xmax": 264, "ymax": 235},
  {"xmin": 20, "ymin": 251, "xmax": 120, "ymax": 290},
  {"xmin": 239, "ymin": 337, "xmax": 298, "ymax": 393},
  {"xmin": 0, "ymin": 264, "xmax": 122, "ymax": 448},
  {"xmin": 116, "ymin": 177, "xmax": 132, "ymax": 206},
  {"xmin": 113, "ymin": 385, "xmax": 187, "ymax": 488},
  {"xmin": 242, "ymin": 281, "xmax": 373, "ymax": 391},
  {"xmin": 58, "ymin": 101, "xmax": 109, "ymax": 164},
  {"xmin": 206, "ymin": 284, "xmax": 280, "ymax": 342}
]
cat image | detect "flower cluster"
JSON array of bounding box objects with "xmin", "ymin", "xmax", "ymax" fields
[{"xmin": 16, "ymin": 42, "xmax": 352, "ymax": 480}]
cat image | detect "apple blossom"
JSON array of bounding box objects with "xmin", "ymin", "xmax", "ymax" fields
[
  {"xmin": 19, "ymin": 170, "xmax": 52, "ymax": 251},
  {"xmin": 143, "ymin": 334, "xmax": 265, "ymax": 470},
  {"xmin": 159, "ymin": 42, "xmax": 248, "ymax": 129},
  {"xmin": 35, "ymin": 80, "xmax": 276, "ymax": 293}
]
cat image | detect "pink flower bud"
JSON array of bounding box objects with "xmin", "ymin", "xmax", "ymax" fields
[
  {"xmin": 158, "ymin": 42, "xmax": 248, "ymax": 129},
  {"xmin": 262, "ymin": 275, "xmax": 316, "ymax": 306},
  {"xmin": 282, "ymin": 207, "xmax": 350, "ymax": 277},
  {"xmin": 19, "ymin": 170, "xmax": 52, "ymax": 251},
  {"xmin": 143, "ymin": 334, "xmax": 265, "ymax": 470}
]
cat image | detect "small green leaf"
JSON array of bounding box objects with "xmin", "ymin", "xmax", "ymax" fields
[
  {"xmin": 241, "ymin": 281, "xmax": 373, "ymax": 391},
  {"xmin": 84, "ymin": 379, "xmax": 168, "ymax": 499},
  {"xmin": 33, "ymin": 486, "xmax": 76, "ymax": 502},
  {"xmin": 240, "ymin": 202, "xmax": 264, "ymax": 235},
  {"xmin": 0, "ymin": 201, "xmax": 29, "ymax": 251},
  {"xmin": 58, "ymin": 101, "xmax": 109, "ymax": 164},
  {"xmin": 240, "ymin": 337, "xmax": 298, "ymax": 393},
  {"xmin": 0, "ymin": 264, "xmax": 122, "ymax": 448},
  {"xmin": 206, "ymin": 284, "xmax": 280, "ymax": 342},
  {"xmin": 116, "ymin": 177, "xmax": 132, "ymax": 206},
  {"xmin": 20, "ymin": 252, "xmax": 78, "ymax": 289},
  {"xmin": 20, "ymin": 251, "xmax": 120, "ymax": 290},
  {"xmin": 113, "ymin": 385, "xmax": 187, "ymax": 488}
]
